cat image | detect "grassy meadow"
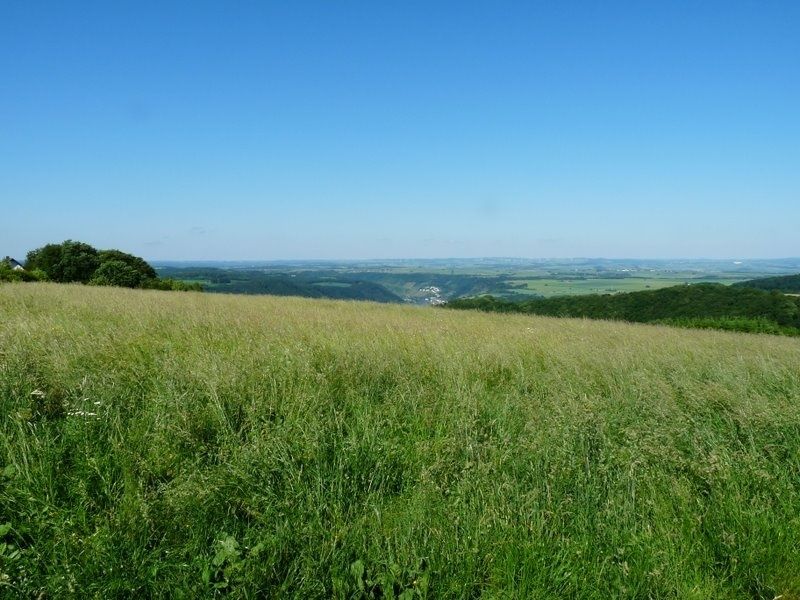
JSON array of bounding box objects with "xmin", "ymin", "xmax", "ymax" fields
[{"xmin": 1, "ymin": 283, "xmax": 800, "ymax": 598}]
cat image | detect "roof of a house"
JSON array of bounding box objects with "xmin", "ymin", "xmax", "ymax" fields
[{"xmin": 4, "ymin": 257, "xmax": 24, "ymax": 269}]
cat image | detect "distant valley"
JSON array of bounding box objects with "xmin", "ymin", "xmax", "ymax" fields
[{"xmin": 155, "ymin": 257, "xmax": 800, "ymax": 305}]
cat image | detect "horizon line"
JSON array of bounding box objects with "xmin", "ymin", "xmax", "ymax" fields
[{"xmin": 148, "ymin": 256, "xmax": 800, "ymax": 263}]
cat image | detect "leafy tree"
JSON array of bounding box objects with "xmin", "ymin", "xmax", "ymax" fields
[
  {"xmin": 19, "ymin": 240, "xmax": 195, "ymax": 293},
  {"xmin": 98, "ymin": 249, "xmax": 157, "ymax": 280},
  {"xmin": 89, "ymin": 260, "xmax": 144, "ymax": 288},
  {"xmin": 24, "ymin": 244, "xmax": 63, "ymax": 276},
  {"xmin": 25, "ymin": 240, "xmax": 100, "ymax": 283}
]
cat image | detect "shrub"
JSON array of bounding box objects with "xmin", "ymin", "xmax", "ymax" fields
[
  {"xmin": 141, "ymin": 277, "xmax": 203, "ymax": 292},
  {"xmin": 0, "ymin": 264, "xmax": 47, "ymax": 283},
  {"xmin": 89, "ymin": 260, "xmax": 145, "ymax": 288}
]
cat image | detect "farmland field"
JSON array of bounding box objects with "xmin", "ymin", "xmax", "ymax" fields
[
  {"xmin": 155, "ymin": 258, "xmax": 800, "ymax": 304},
  {"xmin": 506, "ymin": 276, "xmax": 743, "ymax": 297},
  {"xmin": 2, "ymin": 283, "xmax": 800, "ymax": 597}
]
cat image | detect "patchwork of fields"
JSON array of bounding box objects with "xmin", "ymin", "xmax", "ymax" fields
[
  {"xmin": 1, "ymin": 283, "xmax": 799, "ymax": 597},
  {"xmin": 506, "ymin": 276, "xmax": 743, "ymax": 297},
  {"xmin": 156, "ymin": 258, "xmax": 800, "ymax": 304}
]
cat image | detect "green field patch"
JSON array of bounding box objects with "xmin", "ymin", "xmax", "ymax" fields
[{"xmin": 510, "ymin": 277, "xmax": 743, "ymax": 297}]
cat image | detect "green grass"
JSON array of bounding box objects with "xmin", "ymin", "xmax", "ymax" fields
[{"xmin": 1, "ymin": 283, "xmax": 800, "ymax": 598}]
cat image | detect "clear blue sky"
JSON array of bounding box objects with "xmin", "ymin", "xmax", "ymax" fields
[{"xmin": 2, "ymin": 1, "xmax": 798, "ymax": 260}]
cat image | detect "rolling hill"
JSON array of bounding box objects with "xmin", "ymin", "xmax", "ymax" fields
[
  {"xmin": 156, "ymin": 267, "xmax": 403, "ymax": 303},
  {"xmin": 1, "ymin": 283, "xmax": 800, "ymax": 597},
  {"xmin": 734, "ymin": 272, "xmax": 800, "ymax": 294},
  {"xmin": 446, "ymin": 283, "xmax": 800, "ymax": 336}
]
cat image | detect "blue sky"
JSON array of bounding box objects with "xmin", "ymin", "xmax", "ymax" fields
[{"xmin": 2, "ymin": 1, "xmax": 798, "ymax": 260}]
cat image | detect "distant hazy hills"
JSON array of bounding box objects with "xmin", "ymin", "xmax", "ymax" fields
[{"xmin": 156, "ymin": 267, "xmax": 402, "ymax": 303}]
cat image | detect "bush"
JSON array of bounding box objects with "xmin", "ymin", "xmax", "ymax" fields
[
  {"xmin": 141, "ymin": 277, "xmax": 203, "ymax": 292},
  {"xmin": 0, "ymin": 264, "xmax": 20, "ymax": 282},
  {"xmin": 90, "ymin": 260, "xmax": 145, "ymax": 288},
  {"xmin": 0, "ymin": 264, "xmax": 47, "ymax": 283}
]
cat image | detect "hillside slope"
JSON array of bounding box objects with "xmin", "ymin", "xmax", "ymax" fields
[
  {"xmin": 1, "ymin": 283, "xmax": 800, "ymax": 598},
  {"xmin": 734, "ymin": 272, "xmax": 800, "ymax": 294},
  {"xmin": 446, "ymin": 283, "xmax": 800, "ymax": 335},
  {"xmin": 157, "ymin": 267, "xmax": 403, "ymax": 302}
]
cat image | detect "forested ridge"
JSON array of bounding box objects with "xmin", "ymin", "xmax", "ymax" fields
[
  {"xmin": 734, "ymin": 273, "xmax": 800, "ymax": 294},
  {"xmin": 446, "ymin": 283, "xmax": 800, "ymax": 335}
]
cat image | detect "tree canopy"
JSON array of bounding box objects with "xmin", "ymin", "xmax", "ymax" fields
[
  {"xmin": 90, "ymin": 260, "xmax": 146, "ymax": 288},
  {"xmin": 445, "ymin": 283, "xmax": 800, "ymax": 336},
  {"xmin": 98, "ymin": 249, "xmax": 158, "ymax": 280},
  {"xmin": 734, "ymin": 273, "xmax": 800, "ymax": 294},
  {"xmin": 17, "ymin": 240, "xmax": 201, "ymax": 291},
  {"xmin": 26, "ymin": 240, "xmax": 100, "ymax": 283}
]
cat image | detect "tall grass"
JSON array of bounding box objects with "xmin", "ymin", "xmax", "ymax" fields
[{"xmin": 1, "ymin": 282, "xmax": 800, "ymax": 598}]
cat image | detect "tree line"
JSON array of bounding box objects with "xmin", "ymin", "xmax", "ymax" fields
[
  {"xmin": 732, "ymin": 273, "xmax": 800, "ymax": 294},
  {"xmin": 444, "ymin": 283, "xmax": 800, "ymax": 336},
  {"xmin": 1, "ymin": 240, "xmax": 201, "ymax": 291}
]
